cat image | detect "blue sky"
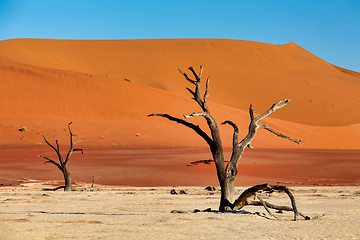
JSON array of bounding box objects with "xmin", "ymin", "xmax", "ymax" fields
[{"xmin": 0, "ymin": 0, "xmax": 359, "ymax": 72}]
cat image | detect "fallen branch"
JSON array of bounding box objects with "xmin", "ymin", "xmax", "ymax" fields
[
  {"xmin": 233, "ymin": 183, "xmax": 310, "ymax": 220},
  {"xmin": 42, "ymin": 186, "xmax": 65, "ymax": 191},
  {"xmin": 254, "ymin": 192, "xmax": 276, "ymax": 218}
]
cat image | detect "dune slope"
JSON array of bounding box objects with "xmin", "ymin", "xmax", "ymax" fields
[{"xmin": 0, "ymin": 38, "xmax": 359, "ymax": 149}]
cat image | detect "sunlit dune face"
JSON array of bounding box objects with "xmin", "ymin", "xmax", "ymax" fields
[
  {"xmin": 0, "ymin": 38, "xmax": 360, "ymax": 187},
  {"xmin": 0, "ymin": 38, "xmax": 359, "ymax": 150}
]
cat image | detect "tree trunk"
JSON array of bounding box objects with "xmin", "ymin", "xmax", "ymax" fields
[
  {"xmin": 63, "ymin": 168, "xmax": 72, "ymax": 191},
  {"xmin": 219, "ymin": 177, "xmax": 235, "ymax": 211}
]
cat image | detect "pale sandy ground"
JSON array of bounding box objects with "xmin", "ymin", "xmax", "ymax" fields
[
  {"xmin": 1, "ymin": 183, "xmax": 359, "ymax": 239},
  {"xmin": 1, "ymin": 38, "xmax": 360, "ymax": 239}
]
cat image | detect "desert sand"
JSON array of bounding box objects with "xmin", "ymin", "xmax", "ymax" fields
[
  {"xmin": 1, "ymin": 146, "xmax": 359, "ymax": 188},
  {"xmin": 0, "ymin": 39, "xmax": 359, "ymax": 184},
  {"xmin": 0, "ymin": 184, "xmax": 360, "ymax": 239},
  {"xmin": 0, "ymin": 39, "xmax": 360, "ymax": 239},
  {"xmin": 1, "ymin": 38, "xmax": 360, "ymax": 148},
  {"xmin": 1, "ymin": 38, "xmax": 359, "ymax": 188}
]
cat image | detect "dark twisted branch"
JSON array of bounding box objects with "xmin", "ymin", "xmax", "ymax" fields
[
  {"xmin": 235, "ymin": 98, "xmax": 305, "ymax": 150},
  {"xmin": 221, "ymin": 120, "xmax": 239, "ymax": 148},
  {"xmin": 65, "ymin": 122, "xmax": 84, "ymax": 166},
  {"xmin": 203, "ymin": 77, "xmax": 210, "ymax": 104},
  {"xmin": 249, "ymin": 104, "xmax": 255, "ymax": 121},
  {"xmin": 247, "ymin": 199, "xmax": 310, "ymax": 220},
  {"xmin": 272, "ymin": 185, "xmax": 299, "ymax": 220},
  {"xmin": 252, "ymin": 99, "xmax": 305, "ymax": 145},
  {"xmin": 147, "ymin": 113, "xmax": 213, "ymax": 147},
  {"xmin": 41, "ymin": 135, "xmax": 63, "ymax": 165},
  {"xmin": 233, "ymin": 184, "xmax": 310, "ymax": 221},
  {"xmin": 184, "ymin": 111, "xmax": 208, "ymax": 119},
  {"xmin": 186, "ymin": 87, "xmax": 197, "ymax": 100},
  {"xmin": 39, "ymin": 156, "xmax": 62, "ymax": 170},
  {"xmin": 188, "ymin": 66, "xmax": 200, "ymax": 81},
  {"xmin": 259, "ymin": 125, "xmax": 306, "ymax": 145},
  {"xmin": 158, "ymin": 66, "xmax": 221, "ymax": 150},
  {"xmin": 254, "ymin": 192, "xmax": 276, "ymax": 218},
  {"xmin": 253, "ymin": 99, "xmax": 292, "ymax": 123},
  {"xmin": 42, "ymin": 186, "xmax": 65, "ymax": 191},
  {"xmin": 178, "ymin": 69, "xmax": 196, "ymax": 85},
  {"xmin": 179, "ymin": 66, "xmax": 209, "ymax": 112}
]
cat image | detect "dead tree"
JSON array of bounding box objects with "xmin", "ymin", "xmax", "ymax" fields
[
  {"xmin": 91, "ymin": 176, "xmax": 99, "ymax": 188},
  {"xmin": 38, "ymin": 122, "xmax": 84, "ymax": 191},
  {"xmin": 148, "ymin": 66, "xmax": 305, "ymax": 212}
]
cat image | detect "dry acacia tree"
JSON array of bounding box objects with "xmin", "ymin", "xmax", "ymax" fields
[
  {"xmin": 38, "ymin": 122, "xmax": 84, "ymax": 191},
  {"xmin": 149, "ymin": 66, "xmax": 308, "ymax": 219}
]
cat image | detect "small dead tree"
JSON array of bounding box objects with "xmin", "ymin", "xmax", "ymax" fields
[
  {"xmin": 91, "ymin": 176, "xmax": 99, "ymax": 188},
  {"xmin": 38, "ymin": 122, "xmax": 84, "ymax": 191},
  {"xmin": 148, "ymin": 66, "xmax": 306, "ymax": 214}
]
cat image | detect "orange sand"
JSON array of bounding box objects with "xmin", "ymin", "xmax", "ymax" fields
[
  {"xmin": 0, "ymin": 145, "xmax": 359, "ymax": 187},
  {"xmin": 0, "ymin": 38, "xmax": 359, "ymax": 186}
]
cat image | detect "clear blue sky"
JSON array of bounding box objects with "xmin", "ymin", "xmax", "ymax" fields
[{"xmin": 1, "ymin": 0, "xmax": 359, "ymax": 72}]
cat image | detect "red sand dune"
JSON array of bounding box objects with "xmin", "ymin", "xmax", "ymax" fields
[{"xmin": 0, "ymin": 38, "xmax": 359, "ymax": 186}]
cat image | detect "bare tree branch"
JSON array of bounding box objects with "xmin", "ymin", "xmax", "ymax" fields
[
  {"xmin": 73, "ymin": 139, "xmax": 85, "ymax": 145},
  {"xmin": 42, "ymin": 135, "xmax": 56, "ymax": 151},
  {"xmin": 272, "ymin": 185, "xmax": 299, "ymax": 221},
  {"xmin": 198, "ymin": 65, "xmax": 204, "ymax": 80},
  {"xmin": 184, "ymin": 112, "xmax": 208, "ymax": 119},
  {"xmin": 39, "ymin": 155, "xmax": 62, "ymax": 170},
  {"xmin": 41, "ymin": 135, "xmax": 64, "ymax": 167},
  {"xmin": 249, "ymin": 104, "xmax": 255, "ymax": 121},
  {"xmin": 221, "ymin": 120, "xmax": 239, "ymax": 147},
  {"xmin": 68, "ymin": 122, "xmax": 74, "ymax": 147},
  {"xmin": 186, "ymin": 87, "xmax": 196, "ymax": 100},
  {"xmin": 259, "ymin": 125, "xmax": 306, "ymax": 145},
  {"xmin": 64, "ymin": 123, "xmax": 84, "ymax": 166},
  {"xmin": 55, "ymin": 139, "xmax": 60, "ymax": 152},
  {"xmin": 73, "ymin": 149, "xmax": 84, "ymax": 154},
  {"xmin": 247, "ymin": 199, "xmax": 310, "ymax": 220},
  {"xmin": 239, "ymin": 98, "xmax": 305, "ymax": 150},
  {"xmin": 254, "ymin": 98, "xmax": 293, "ymax": 123},
  {"xmin": 233, "ymin": 183, "xmax": 271, "ymax": 210},
  {"xmin": 254, "ymin": 192, "xmax": 276, "ymax": 218},
  {"xmin": 203, "ymin": 76, "xmax": 210, "ymax": 104},
  {"xmin": 188, "ymin": 66, "xmax": 200, "ymax": 81},
  {"xmin": 148, "ymin": 113, "xmax": 213, "ymax": 147},
  {"xmin": 178, "ymin": 69, "xmax": 196, "ymax": 84},
  {"xmin": 233, "ymin": 184, "xmax": 309, "ymax": 221},
  {"xmin": 42, "ymin": 186, "xmax": 65, "ymax": 191}
]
